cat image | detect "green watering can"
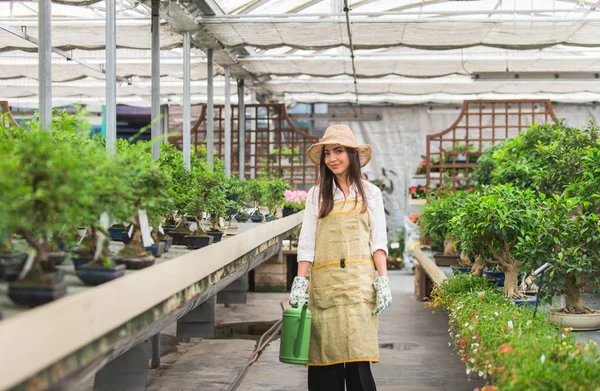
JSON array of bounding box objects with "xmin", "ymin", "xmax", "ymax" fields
[{"xmin": 279, "ymin": 301, "xmax": 312, "ymax": 365}]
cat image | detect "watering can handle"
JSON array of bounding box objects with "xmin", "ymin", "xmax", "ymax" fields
[{"xmin": 294, "ymin": 301, "xmax": 308, "ymax": 357}]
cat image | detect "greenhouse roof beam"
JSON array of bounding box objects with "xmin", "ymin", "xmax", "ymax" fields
[
  {"xmin": 0, "ymin": 22, "xmax": 130, "ymax": 83},
  {"xmin": 195, "ymin": 9, "xmax": 600, "ymax": 21}
]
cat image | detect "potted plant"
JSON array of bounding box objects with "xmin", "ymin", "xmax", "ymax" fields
[
  {"xmin": 157, "ymin": 143, "xmax": 195, "ymax": 245},
  {"xmin": 247, "ymin": 179, "xmax": 266, "ymax": 222},
  {"xmin": 264, "ymin": 178, "xmax": 289, "ymax": 221},
  {"xmin": 114, "ymin": 139, "xmax": 171, "ymax": 268},
  {"xmin": 421, "ymin": 191, "xmax": 471, "ymax": 266},
  {"xmin": 0, "ymin": 117, "xmax": 101, "ymax": 304},
  {"xmin": 223, "ymin": 176, "xmax": 249, "ymax": 234},
  {"xmin": 449, "ymin": 184, "xmax": 538, "ymax": 299},
  {"xmin": 282, "ymin": 189, "xmax": 308, "ymax": 217},
  {"xmin": 181, "ymin": 159, "xmax": 224, "ymax": 249},
  {"xmin": 522, "ymin": 197, "xmax": 600, "ymax": 329}
]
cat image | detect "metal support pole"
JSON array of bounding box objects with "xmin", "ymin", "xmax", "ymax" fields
[
  {"xmin": 151, "ymin": 0, "xmax": 160, "ymax": 160},
  {"xmin": 224, "ymin": 65, "xmax": 232, "ymax": 178},
  {"xmin": 106, "ymin": 0, "xmax": 117, "ymax": 154},
  {"xmin": 237, "ymin": 78, "xmax": 245, "ymax": 179},
  {"xmin": 151, "ymin": 334, "xmax": 160, "ymax": 369},
  {"xmin": 183, "ymin": 32, "xmax": 191, "ymax": 170},
  {"xmin": 38, "ymin": 0, "xmax": 51, "ymax": 133},
  {"xmin": 207, "ymin": 48, "xmax": 214, "ymax": 171}
]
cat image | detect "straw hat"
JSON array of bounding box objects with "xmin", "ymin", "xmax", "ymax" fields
[{"xmin": 306, "ymin": 124, "xmax": 372, "ymax": 167}]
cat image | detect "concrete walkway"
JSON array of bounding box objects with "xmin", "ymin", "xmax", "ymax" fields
[{"xmin": 145, "ymin": 270, "xmax": 485, "ymax": 391}]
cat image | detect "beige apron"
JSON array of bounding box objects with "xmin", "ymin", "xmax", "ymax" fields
[{"xmin": 307, "ymin": 200, "xmax": 379, "ymax": 366}]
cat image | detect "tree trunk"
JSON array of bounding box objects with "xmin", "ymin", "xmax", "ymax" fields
[
  {"xmin": 443, "ymin": 237, "xmax": 458, "ymax": 255},
  {"xmin": 502, "ymin": 260, "xmax": 525, "ymax": 299},
  {"xmin": 564, "ymin": 273, "xmax": 593, "ymax": 314},
  {"xmin": 471, "ymin": 257, "xmax": 484, "ymax": 277}
]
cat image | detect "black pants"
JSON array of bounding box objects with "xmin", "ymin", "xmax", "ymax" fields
[{"xmin": 308, "ymin": 362, "xmax": 377, "ymax": 391}]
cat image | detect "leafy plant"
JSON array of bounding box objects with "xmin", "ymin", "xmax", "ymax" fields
[
  {"xmin": 0, "ymin": 116, "xmax": 108, "ymax": 280},
  {"xmin": 421, "ymin": 191, "xmax": 471, "ymax": 255},
  {"xmin": 448, "ymin": 185, "xmax": 538, "ymax": 299},
  {"xmin": 224, "ymin": 176, "xmax": 250, "ymax": 221},
  {"xmin": 428, "ymin": 274, "xmax": 600, "ymax": 390},
  {"xmin": 282, "ymin": 189, "xmax": 308, "ymax": 211},
  {"xmin": 247, "ymin": 179, "xmax": 266, "ymax": 214},
  {"xmin": 519, "ymin": 194, "xmax": 600, "ymax": 314},
  {"xmin": 116, "ymin": 139, "xmax": 171, "ymax": 257},
  {"xmin": 264, "ymin": 178, "xmax": 289, "ymax": 217}
]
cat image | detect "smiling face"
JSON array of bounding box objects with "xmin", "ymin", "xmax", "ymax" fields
[{"xmin": 323, "ymin": 144, "xmax": 350, "ymax": 178}]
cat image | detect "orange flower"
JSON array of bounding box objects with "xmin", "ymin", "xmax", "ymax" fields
[{"xmin": 498, "ymin": 343, "xmax": 513, "ymax": 354}]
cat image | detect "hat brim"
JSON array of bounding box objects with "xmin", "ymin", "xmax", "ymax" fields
[{"xmin": 306, "ymin": 141, "xmax": 372, "ymax": 168}]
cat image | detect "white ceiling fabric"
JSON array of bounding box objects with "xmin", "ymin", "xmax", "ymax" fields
[
  {"xmin": 0, "ymin": 51, "xmax": 215, "ymax": 82},
  {"xmin": 198, "ymin": 20, "xmax": 600, "ymax": 50},
  {"xmin": 263, "ymin": 76, "xmax": 600, "ymax": 95},
  {"xmin": 0, "ymin": 20, "xmax": 182, "ymax": 52},
  {"xmin": 238, "ymin": 49, "xmax": 600, "ymax": 78},
  {"xmin": 2, "ymin": 0, "xmax": 600, "ymax": 105},
  {"xmin": 283, "ymin": 92, "xmax": 600, "ymax": 105}
]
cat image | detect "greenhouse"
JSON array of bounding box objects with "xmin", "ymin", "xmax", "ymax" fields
[{"xmin": 0, "ymin": 1, "xmax": 599, "ymax": 390}]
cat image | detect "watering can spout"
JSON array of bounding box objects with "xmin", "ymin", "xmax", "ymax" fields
[{"xmin": 279, "ymin": 301, "xmax": 312, "ymax": 365}]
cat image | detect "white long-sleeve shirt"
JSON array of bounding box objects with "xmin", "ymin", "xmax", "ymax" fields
[{"xmin": 297, "ymin": 179, "xmax": 388, "ymax": 263}]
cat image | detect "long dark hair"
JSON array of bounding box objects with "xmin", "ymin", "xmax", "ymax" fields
[{"xmin": 317, "ymin": 146, "xmax": 368, "ymax": 218}]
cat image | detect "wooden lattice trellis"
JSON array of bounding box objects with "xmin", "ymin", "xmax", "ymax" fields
[
  {"xmin": 426, "ymin": 100, "xmax": 558, "ymax": 191},
  {"xmin": 169, "ymin": 103, "xmax": 318, "ymax": 190}
]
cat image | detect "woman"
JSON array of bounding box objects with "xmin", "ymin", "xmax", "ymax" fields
[{"xmin": 289, "ymin": 124, "xmax": 392, "ymax": 391}]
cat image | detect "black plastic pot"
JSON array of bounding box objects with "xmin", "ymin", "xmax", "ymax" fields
[
  {"xmin": 206, "ymin": 231, "xmax": 223, "ymax": 243},
  {"xmin": 250, "ymin": 215, "xmax": 263, "ymax": 223},
  {"xmin": 8, "ymin": 278, "xmax": 68, "ymax": 306},
  {"xmin": 108, "ymin": 227, "xmax": 125, "ymax": 241},
  {"xmin": 145, "ymin": 242, "xmax": 166, "ymax": 258},
  {"xmin": 161, "ymin": 236, "xmax": 173, "ymax": 252},
  {"xmin": 235, "ymin": 214, "xmax": 250, "ymax": 223},
  {"xmin": 184, "ymin": 235, "xmax": 213, "ymax": 249},
  {"xmin": 115, "ymin": 255, "xmax": 155, "ymax": 270},
  {"xmin": 282, "ymin": 207, "xmax": 298, "ymax": 217},
  {"xmin": 169, "ymin": 231, "xmax": 190, "ymax": 246},
  {"xmin": 72, "ymin": 255, "xmax": 93, "ymax": 269},
  {"xmin": 76, "ymin": 264, "xmax": 126, "ymax": 286},
  {"xmin": 48, "ymin": 251, "xmax": 66, "ymax": 266},
  {"xmin": 0, "ymin": 252, "xmax": 27, "ymax": 281}
]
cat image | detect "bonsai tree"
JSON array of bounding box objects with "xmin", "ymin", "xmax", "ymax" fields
[
  {"xmin": 0, "ymin": 120, "xmax": 100, "ymax": 287},
  {"xmin": 520, "ymin": 194, "xmax": 600, "ymax": 314},
  {"xmin": 448, "ymin": 184, "xmax": 538, "ymax": 299},
  {"xmin": 420, "ymin": 190, "xmax": 471, "ymax": 256},
  {"xmin": 224, "ymin": 176, "xmax": 250, "ymax": 223},
  {"xmin": 184, "ymin": 159, "xmax": 226, "ymax": 235},
  {"xmin": 116, "ymin": 139, "xmax": 171, "ymax": 258},
  {"xmin": 157, "ymin": 143, "xmax": 195, "ymax": 230},
  {"xmin": 247, "ymin": 179, "xmax": 266, "ymax": 215},
  {"xmin": 264, "ymin": 178, "xmax": 289, "ymax": 218}
]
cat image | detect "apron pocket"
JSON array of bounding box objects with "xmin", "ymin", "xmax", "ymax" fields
[
  {"xmin": 328, "ymin": 212, "xmax": 360, "ymax": 243},
  {"xmin": 312, "ymin": 282, "xmax": 375, "ymax": 310}
]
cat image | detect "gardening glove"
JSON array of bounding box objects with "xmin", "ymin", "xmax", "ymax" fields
[
  {"xmin": 289, "ymin": 276, "xmax": 309, "ymax": 307},
  {"xmin": 373, "ymin": 275, "xmax": 392, "ymax": 315}
]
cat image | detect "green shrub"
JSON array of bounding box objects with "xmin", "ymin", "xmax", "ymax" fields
[{"xmin": 428, "ymin": 274, "xmax": 600, "ymax": 390}]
